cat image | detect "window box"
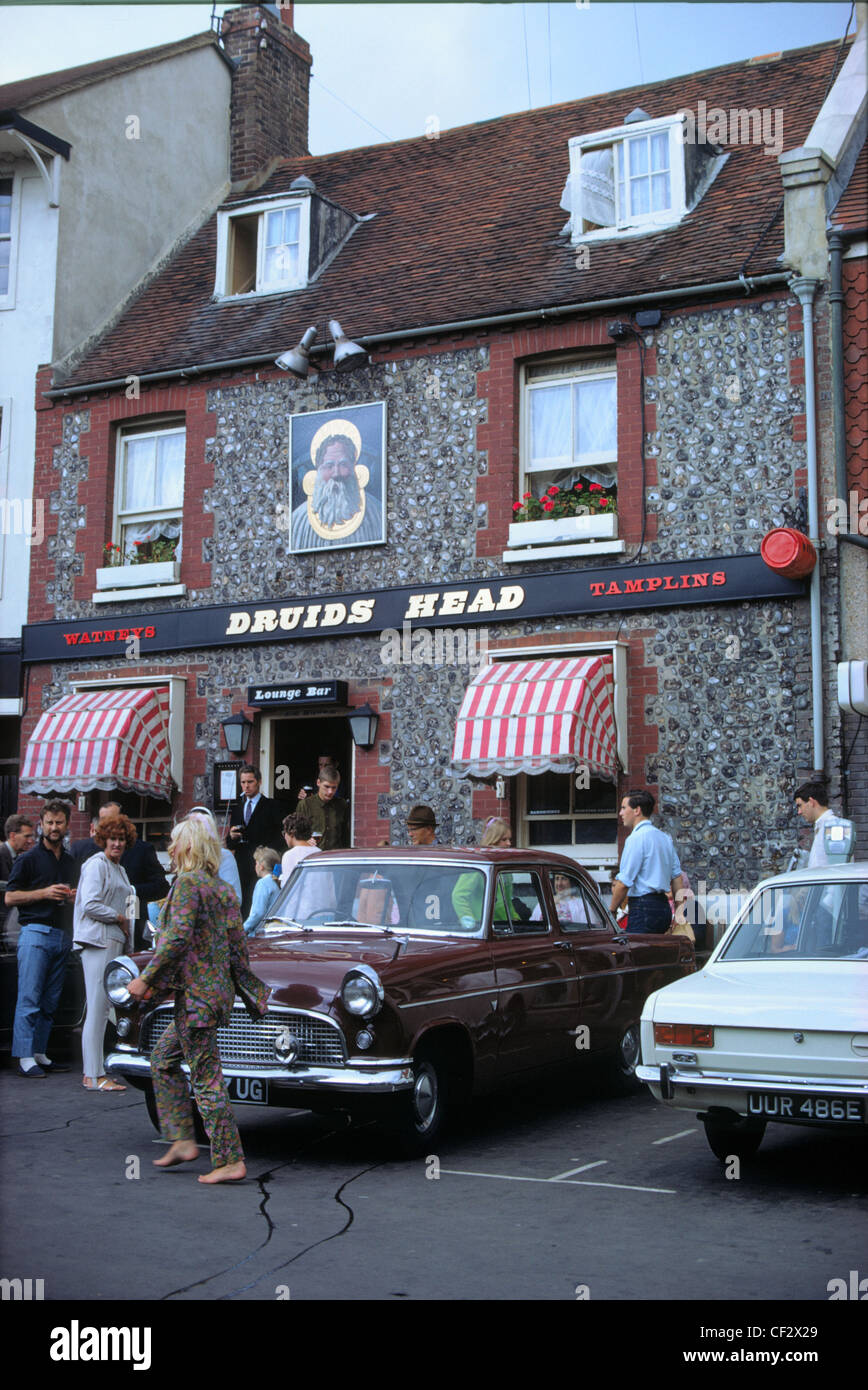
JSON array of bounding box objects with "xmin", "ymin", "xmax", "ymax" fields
[
  {"xmin": 508, "ymin": 512, "xmax": 618, "ymax": 548},
  {"xmin": 96, "ymin": 560, "xmax": 180, "ymax": 591}
]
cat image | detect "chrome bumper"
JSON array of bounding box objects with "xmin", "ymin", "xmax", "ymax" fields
[
  {"xmin": 637, "ymin": 1061, "xmax": 868, "ymax": 1103},
  {"xmin": 105, "ymin": 1050, "xmax": 414, "ymax": 1095}
]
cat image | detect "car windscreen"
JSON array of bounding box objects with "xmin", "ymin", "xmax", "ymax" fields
[
  {"xmin": 719, "ymin": 880, "xmax": 868, "ymax": 961},
  {"xmin": 266, "ymin": 861, "xmax": 488, "ymax": 934}
]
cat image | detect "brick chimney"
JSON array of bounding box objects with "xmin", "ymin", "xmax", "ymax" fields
[{"xmin": 220, "ymin": 4, "xmax": 312, "ymax": 179}]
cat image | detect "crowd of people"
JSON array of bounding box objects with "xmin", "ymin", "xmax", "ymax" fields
[{"xmin": 2, "ymin": 767, "xmax": 852, "ymax": 1180}]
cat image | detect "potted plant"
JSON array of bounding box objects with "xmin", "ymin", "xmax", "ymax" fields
[
  {"xmin": 95, "ymin": 536, "xmax": 181, "ymax": 590},
  {"xmin": 509, "ymin": 482, "xmax": 618, "ymax": 546}
]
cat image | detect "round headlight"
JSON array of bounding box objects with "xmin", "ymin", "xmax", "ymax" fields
[
  {"xmin": 340, "ymin": 966, "xmax": 383, "ymax": 1019},
  {"xmin": 104, "ymin": 958, "xmax": 138, "ymax": 1007}
]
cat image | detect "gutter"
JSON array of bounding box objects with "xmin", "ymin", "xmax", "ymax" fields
[{"xmin": 43, "ymin": 271, "xmax": 790, "ymax": 400}]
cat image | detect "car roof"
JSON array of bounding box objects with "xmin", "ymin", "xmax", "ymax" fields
[
  {"xmin": 748, "ymin": 862, "xmax": 868, "ymax": 891},
  {"xmin": 302, "ymin": 846, "xmax": 597, "ymax": 874}
]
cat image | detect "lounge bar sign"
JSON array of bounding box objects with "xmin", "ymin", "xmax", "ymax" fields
[
  {"xmin": 247, "ymin": 681, "xmax": 348, "ymax": 707},
  {"xmin": 22, "ymin": 553, "xmax": 805, "ymax": 664}
]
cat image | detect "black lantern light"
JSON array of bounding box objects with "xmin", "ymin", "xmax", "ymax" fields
[
  {"xmin": 220, "ymin": 711, "xmax": 253, "ymax": 756},
  {"xmin": 347, "ymin": 702, "xmax": 379, "ymax": 750}
]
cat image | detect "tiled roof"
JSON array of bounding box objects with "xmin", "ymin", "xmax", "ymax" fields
[
  {"xmin": 831, "ymin": 138, "xmax": 868, "ymax": 232},
  {"xmin": 56, "ymin": 39, "xmax": 843, "ymax": 390},
  {"xmin": 0, "ymin": 31, "xmax": 226, "ymax": 112}
]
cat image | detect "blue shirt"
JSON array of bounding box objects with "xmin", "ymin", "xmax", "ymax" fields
[
  {"xmin": 243, "ymin": 873, "xmax": 280, "ymax": 935},
  {"xmin": 617, "ymin": 820, "xmax": 681, "ymax": 896}
]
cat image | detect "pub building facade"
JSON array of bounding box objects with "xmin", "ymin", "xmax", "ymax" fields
[{"xmin": 16, "ymin": 7, "xmax": 867, "ymax": 893}]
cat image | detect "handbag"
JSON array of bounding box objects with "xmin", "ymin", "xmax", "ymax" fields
[{"xmin": 667, "ymin": 918, "xmax": 695, "ymax": 943}]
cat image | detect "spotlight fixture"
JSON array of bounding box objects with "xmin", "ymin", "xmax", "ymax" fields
[
  {"xmin": 275, "ymin": 325, "xmax": 318, "ymax": 378},
  {"xmin": 329, "ymin": 319, "xmax": 369, "ymax": 372}
]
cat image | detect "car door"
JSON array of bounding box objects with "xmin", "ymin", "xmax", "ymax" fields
[
  {"xmin": 554, "ymin": 876, "xmax": 634, "ymax": 1056},
  {"xmin": 491, "ymin": 868, "xmax": 580, "ymax": 1075}
]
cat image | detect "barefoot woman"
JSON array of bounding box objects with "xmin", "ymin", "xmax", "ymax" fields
[{"xmin": 126, "ymin": 815, "xmax": 268, "ymax": 1184}]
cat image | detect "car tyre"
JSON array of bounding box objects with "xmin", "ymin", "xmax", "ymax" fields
[
  {"xmin": 598, "ymin": 1022, "xmax": 642, "ymax": 1095},
  {"xmin": 387, "ymin": 1048, "xmax": 449, "ymax": 1156},
  {"xmin": 703, "ymin": 1112, "xmax": 766, "ymax": 1162}
]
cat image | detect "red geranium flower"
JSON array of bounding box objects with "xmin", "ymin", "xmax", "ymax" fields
[
  {"xmin": 547, "ymin": 485, "xmax": 559, "ymax": 496},
  {"xmin": 542, "ymin": 499, "xmax": 555, "ymax": 512},
  {"xmin": 513, "ymin": 502, "xmax": 522, "ymax": 512}
]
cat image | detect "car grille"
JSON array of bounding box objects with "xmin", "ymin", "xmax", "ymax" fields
[{"xmin": 140, "ymin": 1005, "xmax": 347, "ymax": 1069}]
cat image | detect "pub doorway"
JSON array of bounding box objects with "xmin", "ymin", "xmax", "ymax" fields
[{"xmin": 270, "ymin": 714, "xmax": 352, "ymax": 823}]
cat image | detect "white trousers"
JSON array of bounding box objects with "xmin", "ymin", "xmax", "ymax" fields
[{"xmin": 80, "ymin": 941, "xmax": 123, "ymax": 1079}]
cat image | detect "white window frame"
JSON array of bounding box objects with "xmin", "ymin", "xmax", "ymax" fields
[
  {"xmin": 0, "ymin": 169, "xmax": 21, "ymax": 309},
  {"xmin": 214, "ymin": 195, "xmax": 311, "ymax": 298},
  {"xmin": 568, "ymin": 114, "xmax": 688, "ymax": 242},
  {"xmin": 522, "ymin": 358, "xmax": 618, "ymax": 485},
  {"xmin": 113, "ymin": 421, "xmax": 185, "ymax": 562}
]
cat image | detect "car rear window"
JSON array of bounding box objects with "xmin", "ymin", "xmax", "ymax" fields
[{"xmin": 720, "ymin": 880, "xmax": 868, "ymax": 961}]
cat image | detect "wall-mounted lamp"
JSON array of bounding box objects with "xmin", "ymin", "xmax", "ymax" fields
[
  {"xmin": 347, "ymin": 702, "xmax": 379, "ymax": 750},
  {"xmin": 220, "ymin": 711, "xmax": 254, "ymax": 756},
  {"xmin": 275, "ymin": 325, "xmax": 318, "ymax": 378},
  {"xmin": 329, "ymin": 319, "xmax": 369, "ymax": 372}
]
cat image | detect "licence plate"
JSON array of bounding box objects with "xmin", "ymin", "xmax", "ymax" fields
[
  {"xmin": 226, "ymin": 1076, "xmax": 270, "ymax": 1106},
  {"xmin": 747, "ymin": 1092, "xmax": 864, "ymax": 1123}
]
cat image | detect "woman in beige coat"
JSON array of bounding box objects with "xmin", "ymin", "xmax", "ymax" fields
[{"xmin": 73, "ymin": 813, "xmax": 137, "ymax": 1092}]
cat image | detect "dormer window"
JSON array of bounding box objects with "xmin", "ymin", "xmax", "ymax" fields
[
  {"xmin": 564, "ymin": 112, "xmax": 720, "ymax": 241},
  {"xmin": 216, "ymin": 196, "xmax": 310, "ymax": 296}
]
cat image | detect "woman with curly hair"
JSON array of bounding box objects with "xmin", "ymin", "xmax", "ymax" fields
[
  {"xmin": 73, "ymin": 812, "xmax": 138, "ymax": 1092},
  {"xmin": 126, "ymin": 815, "xmax": 269, "ymax": 1184}
]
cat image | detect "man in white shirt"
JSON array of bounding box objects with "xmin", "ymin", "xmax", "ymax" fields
[{"xmin": 794, "ymin": 779, "xmax": 855, "ymax": 868}]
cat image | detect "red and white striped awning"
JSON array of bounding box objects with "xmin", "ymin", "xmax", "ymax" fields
[
  {"xmin": 451, "ymin": 656, "xmax": 617, "ymax": 779},
  {"xmin": 20, "ymin": 686, "xmax": 173, "ymax": 800}
]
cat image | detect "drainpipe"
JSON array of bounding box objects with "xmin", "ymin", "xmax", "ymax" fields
[{"xmin": 790, "ymin": 276, "xmax": 824, "ymax": 773}]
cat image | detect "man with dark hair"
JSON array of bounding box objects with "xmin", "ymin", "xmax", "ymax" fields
[
  {"xmin": 279, "ymin": 812, "xmax": 320, "ymax": 886},
  {"xmin": 794, "ymin": 779, "xmax": 853, "ymax": 867},
  {"xmin": 1, "ymin": 815, "xmax": 36, "ymax": 943},
  {"xmin": 293, "ymin": 764, "xmax": 348, "ymax": 850},
  {"xmin": 228, "ymin": 766, "xmax": 285, "ymax": 914},
  {"xmin": 5, "ymin": 800, "xmax": 78, "ymax": 1076},
  {"xmin": 0, "ymin": 814, "xmax": 36, "ymax": 878},
  {"xmin": 610, "ymin": 789, "xmax": 684, "ymax": 934}
]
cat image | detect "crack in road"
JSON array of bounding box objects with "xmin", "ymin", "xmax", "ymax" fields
[
  {"xmin": 160, "ymin": 1116, "xmax": 378, "ymax": 1301},
  {"xmin": 0, "ymin": 1098, "xmax": 142, "ymax": 1139},
  {"xmin": 215, "ymin": 1159, "xmax": 385, "ymax": 1300}
]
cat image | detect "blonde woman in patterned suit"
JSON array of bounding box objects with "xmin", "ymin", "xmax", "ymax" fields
[{"xmin": 126, "ymin": 815, "xmax": 268, "ymax": 1184}]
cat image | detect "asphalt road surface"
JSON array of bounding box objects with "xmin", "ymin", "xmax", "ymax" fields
[{"xmin": 2, "ymin": 1057, "xmax": 865, "ymax": 1316}]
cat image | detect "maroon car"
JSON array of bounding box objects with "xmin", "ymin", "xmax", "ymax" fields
[{"xmin": 104, "ymin": 848, "xmax": 694, "ymax": 1151}]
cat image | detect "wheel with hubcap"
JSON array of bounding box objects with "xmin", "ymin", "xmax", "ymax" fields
[
  {"xmin": 703, "ymin": 1112, "xmax": 766, "ymax": 1162},
  {"xmin": 387, "ymin": 1049, "xmax": 449, "ymax": 1155},
  {"xmin": 599, "ymin": 1022, "xmax": 642, "ymax": 1094}
]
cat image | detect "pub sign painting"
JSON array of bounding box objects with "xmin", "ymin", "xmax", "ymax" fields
[{"xmin": 288, "ymin": 402, "xmax": 387, "ymax": 553}]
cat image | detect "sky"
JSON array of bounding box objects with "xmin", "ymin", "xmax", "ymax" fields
[{"xmin": 0, "ymin": 2, "xmax": 857, "ymax": 154}]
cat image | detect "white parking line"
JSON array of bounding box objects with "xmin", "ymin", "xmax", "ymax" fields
[
  {"xmin": 548, "ymin": 1160, "xmax": 608, "ymax": 1180},
  {"xmin": 652, "ymin": 1128, "xmax": 698, "ymax": 1145},
  {"xmin": 439, "ymin": 1169, "xmax": 676, "ymax": 1195}
]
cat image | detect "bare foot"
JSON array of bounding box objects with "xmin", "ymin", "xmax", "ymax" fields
[
  {"xmin": 198, "ymin": 1160, "xmax": 247, "ymax": 1184},
  {"xmin": 153, "ymin": 1140, "xmax": 199, "ymax": 1168}
]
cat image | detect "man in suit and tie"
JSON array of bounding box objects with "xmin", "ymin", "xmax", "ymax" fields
[{"xmin": 228, "ymin": 766, "xmax": 285, "ymax": 916}]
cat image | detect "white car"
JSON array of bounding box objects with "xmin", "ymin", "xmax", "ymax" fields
[{"xmin": 637, "ymin": 864, "xmax": 868, "ymax": 1160}]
